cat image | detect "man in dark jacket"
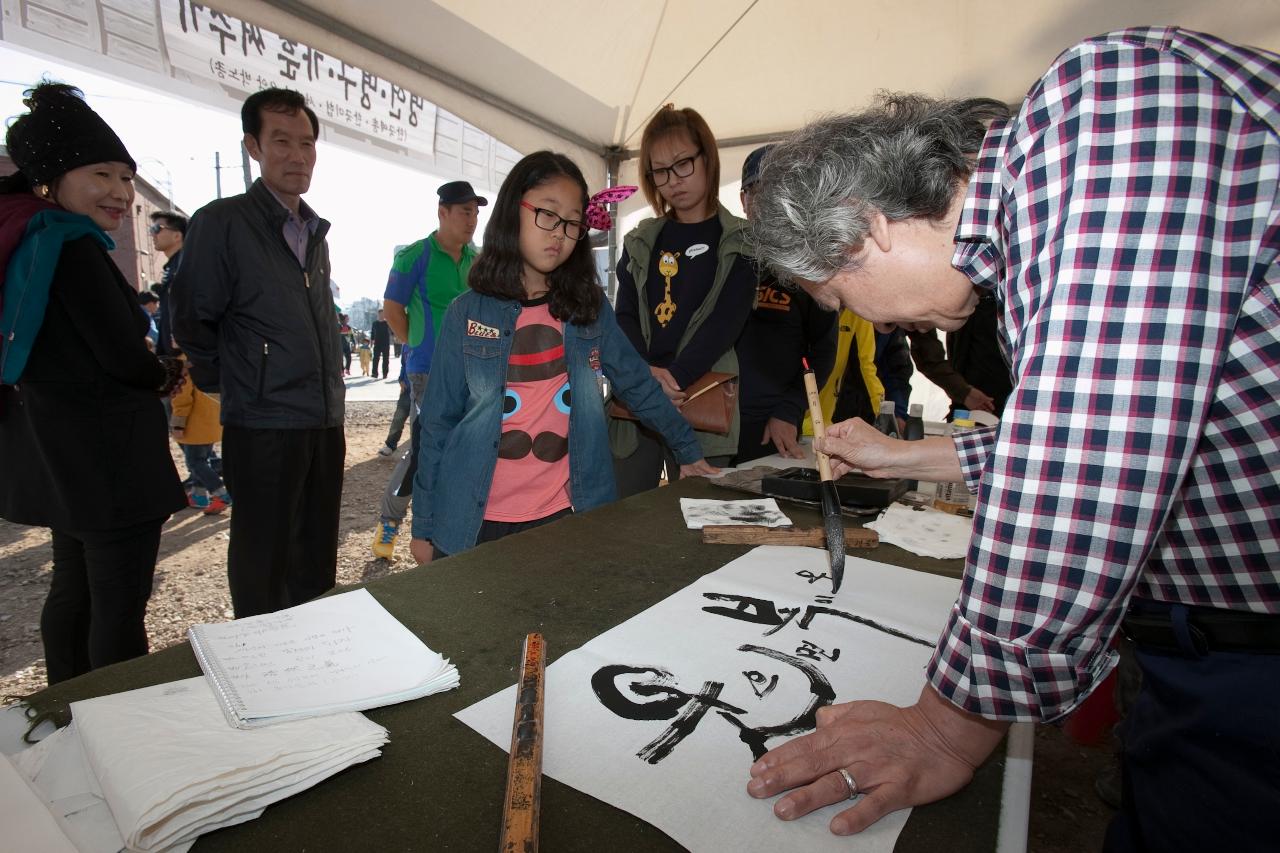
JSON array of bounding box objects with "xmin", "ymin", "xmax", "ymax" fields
[
  {"xmin": 370, "ymin": 308, "xmax": 391, "ymax": 378},
  {"xmin": 733, "ymin": 145, "xmax": 838, "ymax": 464},
  {"xmin": 147, "ymin": 210, "xmax": 186, "ymax": 356},
  {"xmin": 172, "ymin": 88, "xmax": 345, "ymax": 618}
]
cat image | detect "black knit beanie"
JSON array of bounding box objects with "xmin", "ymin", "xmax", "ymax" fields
[{"xmin": 5, "ymin": 82, "xmax": 136, "ymax": 187}]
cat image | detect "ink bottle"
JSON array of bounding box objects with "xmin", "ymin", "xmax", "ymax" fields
[
  {"xmin": 874, "ymin": 400, "xmax": 899, "ymax": 439},
  {"xmin": 902, "ymin": 403, "xmax": 925, "ymax": 493}
]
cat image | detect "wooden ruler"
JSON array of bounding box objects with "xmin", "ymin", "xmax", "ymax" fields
[
  {"xmin": 701, "ymin": 525, "xmax": 879, "ymax": 549},
  {"xmin": 499, "ymin": 633, "xmax": 545, "ymax": 853}
]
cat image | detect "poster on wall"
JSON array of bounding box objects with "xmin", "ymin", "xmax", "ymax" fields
[{"xmin": 456, "ymin": 546, "xmax": 963, "ymax": 853}]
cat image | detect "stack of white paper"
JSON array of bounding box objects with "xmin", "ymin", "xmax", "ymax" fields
[
  {"xmin": 188, "ymin": 588, "xmax": 460, "ymax": 728},
  {"xmin": 15, "ymin": 677, "xmax": 387, "ymax": 852}
]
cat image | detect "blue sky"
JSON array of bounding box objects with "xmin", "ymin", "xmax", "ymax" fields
[{"xmin": 1, "ymin": 43, "xmax": 484, "ymax": 309}]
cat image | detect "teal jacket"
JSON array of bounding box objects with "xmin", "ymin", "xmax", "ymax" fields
[{"xmin": 1, "ymin": 207, "xmax": 113, "ymax": 384}]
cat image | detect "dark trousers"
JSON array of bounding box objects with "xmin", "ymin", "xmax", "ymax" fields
[
  {"xmin": 43, "ymin": 519, "xmax": 165, "ymax": 684},
  {"xmin": 222, "ymin": 425, "xmax": 345, "ymax": 618},
  {"xmin": 1104, "ymin": 602, "xmax": 1280, "ymax": 852},
  {"xmin": 384, "ymin": 381, "xmax": 412, "ymax": 448},
  {"xmin": 181, "ymin": 443, "xmax": 224, "ymax": 493},
  {"xmin": 613, "ymin": 424, "xmax": 729, "ymax": 498},
  {"xmin": 372, "ymin": 344, "xmax": 390, "ymax": 378},
  {"xmin": 432, "ymin": 507, "xmax": 572, "ymax": 559}
]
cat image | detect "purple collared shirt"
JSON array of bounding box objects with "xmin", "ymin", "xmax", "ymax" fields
[{"xmin": 263, "ymin": 183, "xmax": 319, "ymax": 266}]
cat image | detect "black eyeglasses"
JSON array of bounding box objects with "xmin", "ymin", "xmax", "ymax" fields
[
  {"xmin": 647, "ymin": 149, "xmax": 702, "ymax": 187},
  {"xmin": 520, "ymin": 201, "xmax": 587, "ymax": 241},
  {"xmin": 148, "ymin": 223, "xmax": 172, "ymax": 236}
]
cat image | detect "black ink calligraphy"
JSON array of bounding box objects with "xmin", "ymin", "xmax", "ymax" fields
[
  {"xmin": 701, "ymin": 593, "xmax": 934, "ymax": 647},
  {"xmin": 591, "ymin": 644, "xmax": 835, "ymax": 763}
]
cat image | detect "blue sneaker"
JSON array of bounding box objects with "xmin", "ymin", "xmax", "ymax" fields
[{"xmin": 188, "ymin": 490, "xmax": 210, "ymax": 509}]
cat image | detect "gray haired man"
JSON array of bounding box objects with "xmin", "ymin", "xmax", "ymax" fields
[{"xmin": 743, "ymin": 28, "xmax": 1280, "ymax": 852}]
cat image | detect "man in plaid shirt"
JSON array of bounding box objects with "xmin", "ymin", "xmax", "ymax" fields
[{"xmin": 744, "ymin": 28, "xmax": 1278, "ymax": 849}]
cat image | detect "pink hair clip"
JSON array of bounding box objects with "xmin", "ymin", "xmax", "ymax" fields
[{"xmin": 585, "ymin": 185, "xmax": 638, "ymax": 231}]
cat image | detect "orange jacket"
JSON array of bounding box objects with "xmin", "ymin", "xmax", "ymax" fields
[{"xmin": 169, "ymin": 374, "xmax": 222, "ymax": 445}]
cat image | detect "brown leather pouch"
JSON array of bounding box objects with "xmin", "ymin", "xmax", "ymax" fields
[{"xmin": 608, "ymin": 371, "xmax": 737, "ymax": 435}]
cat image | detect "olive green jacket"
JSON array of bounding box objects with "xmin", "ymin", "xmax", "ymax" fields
[{"xmin": 609, "ymin": 204, "xmax": 750, "ymax": 460}]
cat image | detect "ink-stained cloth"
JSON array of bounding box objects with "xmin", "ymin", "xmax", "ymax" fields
[{"xmin": 934, "ymin": 27, "xmax": 1280, "ymax": 722}]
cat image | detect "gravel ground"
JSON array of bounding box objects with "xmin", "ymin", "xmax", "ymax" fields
[{"xmin": 0, "ymin": 399, "xmax": 1115, "ymax": 850}]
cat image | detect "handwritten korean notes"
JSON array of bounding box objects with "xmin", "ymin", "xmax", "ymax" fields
[
  {"xmin": 456, "ymin": 546, "xmax": 962, "ymax": 852},
  {"xmin": 189, "ymin": 588, "xmax": 459, "ymax": 728}
]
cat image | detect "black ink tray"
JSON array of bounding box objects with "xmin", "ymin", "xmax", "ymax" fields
[{"xmin": 759, "ymin": 467, "xmax": 908, "ymax": 509}]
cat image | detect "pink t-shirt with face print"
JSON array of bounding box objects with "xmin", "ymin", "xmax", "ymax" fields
[{"xmin": 485, "ymin": 299, "xmax": 573, "ymax": 522}]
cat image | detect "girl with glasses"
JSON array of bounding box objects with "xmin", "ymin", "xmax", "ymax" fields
[
  {"xmin": 408, "ymin": 151, "xmax": 716, "ymax": 563},
  {"xmin": 611, "ymin": 105, "xmax": 757, "ymax": 495}
]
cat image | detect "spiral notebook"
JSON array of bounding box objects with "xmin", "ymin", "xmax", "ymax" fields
[{"xmin": 188, "ymin": 588, "xmax": 460, "ymax": 729}]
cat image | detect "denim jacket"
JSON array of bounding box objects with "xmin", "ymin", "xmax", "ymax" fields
[{"xmin": 412, "ymin": 290, "xmax": 703, "ymax": 555}]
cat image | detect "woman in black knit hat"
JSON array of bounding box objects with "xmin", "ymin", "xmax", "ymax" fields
[{"xmin": 0, "ymin": 82, "xmax": 186, "ymax": 684}]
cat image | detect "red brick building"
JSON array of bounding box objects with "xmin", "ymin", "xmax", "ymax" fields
[{"xmin": 1, "ymin": 146, "xmax": 184, "ymax": 292}]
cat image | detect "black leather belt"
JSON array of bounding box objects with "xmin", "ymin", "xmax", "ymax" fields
[{"xmin": 1122, "ymin": 605, "xmax": 1280, "ymax": 655}]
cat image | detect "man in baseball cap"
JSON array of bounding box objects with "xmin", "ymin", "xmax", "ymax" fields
[
  {"xmin": 373, "ymin": 179, "xmax": 487, "ymax": 558},
  {"xmin": 436, "ymin": 180, "xmax": 488, "ymax": 207}
]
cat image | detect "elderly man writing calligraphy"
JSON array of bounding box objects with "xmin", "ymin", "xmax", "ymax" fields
[{"xmin": 744, "ymin": 28, "xmax": 1278, "ymax": 851}]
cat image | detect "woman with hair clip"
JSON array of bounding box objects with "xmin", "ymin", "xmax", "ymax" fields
[
  {"xmin": 610, "ymin": 105, "xmax": 757, "ymax": 496},
  {"xmin": 0, "ymin": 83, "xmax": 186, "ymax": 684},
  {"xmin": 409, "ymin": 150, "xmax": 715, "ymax": 563}
]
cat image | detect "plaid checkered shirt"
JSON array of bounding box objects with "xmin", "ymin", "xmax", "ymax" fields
[{"xmin": 930, "ymin": 27, "xmax": 1280, "ymax": 722}]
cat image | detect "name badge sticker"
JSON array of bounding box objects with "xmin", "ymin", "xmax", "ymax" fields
[{"xmin": 467, "ymin": 320, "xmax": 501, "ymax": 339}]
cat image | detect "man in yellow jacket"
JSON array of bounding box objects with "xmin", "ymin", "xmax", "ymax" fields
[{"xmin": 803, "ymin": 309, "xmax": 884, "ymax": 436}]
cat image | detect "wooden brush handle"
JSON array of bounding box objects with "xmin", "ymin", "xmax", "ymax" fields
[
  {"xmin": 500, "ymin": 633, "xmax": 545, "ymax": 853},
  {"xmin": 702, "ymin": 525, "xmax": 879, "ymax": 548},
  {"xmin": 802, "ymin": 370, "xmax": 834, "ymax": 481}
]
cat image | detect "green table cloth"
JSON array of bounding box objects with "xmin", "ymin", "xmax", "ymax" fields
[{"xmin": 22, "ymin": 477, "xmax": 1004, "ymax": 852}]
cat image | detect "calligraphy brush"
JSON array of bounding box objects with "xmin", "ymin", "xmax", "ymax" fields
[{"xmin": 801, "ymin": 358, "xmax": 846, "ymax": 593}]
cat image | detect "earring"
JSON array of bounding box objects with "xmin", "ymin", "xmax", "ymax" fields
[{"xmin": 37, "ymin": 184, "xmax": 51, "ymax": 199}]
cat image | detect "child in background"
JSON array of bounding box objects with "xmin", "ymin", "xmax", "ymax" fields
[
  {"xmin": 357, "ymin": 337, "xmax": 373, "ymax": 376},
  {"xmin": 410, "ymin": 151, "xmax": 717, "ymax": 563},
  {"xmin": 170, "ymin": 358, "xmax": 231, "ymax": 514}
]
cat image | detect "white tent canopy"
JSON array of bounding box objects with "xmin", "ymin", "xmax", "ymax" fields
[{"xmin": 214, "ymin": 0, "xmax": 1280, "ymax": 193}]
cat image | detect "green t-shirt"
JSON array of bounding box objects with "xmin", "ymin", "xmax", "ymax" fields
[{"xmin": 384, "ymin": 232, "xmax": 477, "ymax": 373}]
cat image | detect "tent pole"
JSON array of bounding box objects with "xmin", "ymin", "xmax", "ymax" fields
[{"xmin": 605, "ymin": 147, "xmax": 623, "ymax": 302}]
